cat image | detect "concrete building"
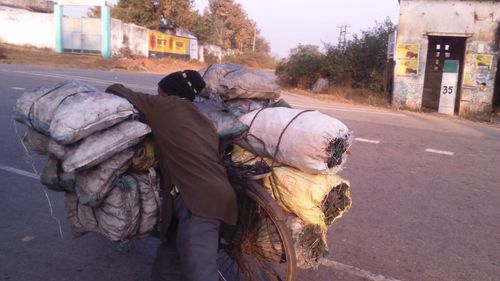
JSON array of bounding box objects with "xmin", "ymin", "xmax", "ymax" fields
[{"xmin": 393, "ymin": 0, "xmax": 500, "ymax": 118}]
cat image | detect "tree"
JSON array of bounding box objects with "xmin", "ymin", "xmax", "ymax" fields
[
  {"xmin": 112, "ymin": 0, "xmax": 162, "ymax": 29},
  {"xmin": 208, "ymin": 0, "xmax": 256, "ymax": 51},
  {"xmin": 162, "ymin": 0, "xmax": 197, "ymax": 30}
]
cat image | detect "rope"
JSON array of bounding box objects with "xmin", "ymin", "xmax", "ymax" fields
[{"xmin": 12, "ymin": 119, "xmax": 64, "ymax": 239}]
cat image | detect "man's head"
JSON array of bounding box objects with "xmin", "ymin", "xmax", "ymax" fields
[{"xmin": 157, "ymin": 70, "xmax": 206, "ymax": 101}]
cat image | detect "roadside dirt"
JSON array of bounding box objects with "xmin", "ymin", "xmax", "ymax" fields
[{"xmin": 0, "ymin": 42, "xmax": 206, "ymax": 73}]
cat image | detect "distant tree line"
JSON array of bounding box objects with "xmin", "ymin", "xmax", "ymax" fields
[
  {"xmin": 91, "ymin": 0, "xmax": 270, "ymax": 54},
  {"xmin": 276, "ymin": 18, "xmax": 396, "ymax": 93}
]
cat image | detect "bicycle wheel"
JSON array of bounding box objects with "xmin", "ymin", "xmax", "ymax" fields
[{"xmin": 218, "ymin": 181, "xmax": 297, "ymax": 281}]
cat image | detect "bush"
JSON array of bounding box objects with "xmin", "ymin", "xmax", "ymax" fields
[
  {"xmin": 276, "ymin": 18, "xmax": 396, "ymax": 93},
  {"xmin": 276, "ymin": 44, "xmax": 323, "ymax": 88},
  {"xmin": 222, "ymin": 51, "xmax": 277, "ymax": 69}
]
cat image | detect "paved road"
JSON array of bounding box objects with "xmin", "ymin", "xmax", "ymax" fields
[{"xmin": 0, "ymin": 64, "xmax": 499, "ymax": 281}]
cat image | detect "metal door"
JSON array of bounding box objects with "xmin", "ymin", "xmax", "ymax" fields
[
  {"xmin": 62, "ymin": 18, "xmax": 101, "ymax": 54},
  {"xmin": 422, "ymin": 36, "xmax": 466, "ymax": 112}
]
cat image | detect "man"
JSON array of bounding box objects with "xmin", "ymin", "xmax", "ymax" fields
[{"xmin": 105, "ymin": 70, "xmax": 237, "ymax": 281}]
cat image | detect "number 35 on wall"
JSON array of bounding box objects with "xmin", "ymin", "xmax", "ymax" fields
[{"xmin": 442, "ymin": 85, "xmax": 454, "ymax": 94}]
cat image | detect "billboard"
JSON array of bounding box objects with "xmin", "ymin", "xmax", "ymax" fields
[{"xmin": 148, "ymin": 30, "xmax": 190, "ymax": 58}]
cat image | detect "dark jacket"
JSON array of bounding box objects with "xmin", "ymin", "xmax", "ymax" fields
[{"xmin": 105, "ymin": 84, "xmax": 237, "ymax": 240}]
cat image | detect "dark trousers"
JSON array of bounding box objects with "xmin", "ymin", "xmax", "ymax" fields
[{"xmin": 151, "ymin": 195, "xmax": 221, "ymax": 281}]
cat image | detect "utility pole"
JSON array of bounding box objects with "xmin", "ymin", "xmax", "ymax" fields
[{"xmin": 337, "ymin": 24, "xmax": 349, "ymax": 50}]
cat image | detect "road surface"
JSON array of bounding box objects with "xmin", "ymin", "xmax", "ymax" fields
[{"xmin": 0, "ymin": 64, "xmax": 499, "ymax": 281}]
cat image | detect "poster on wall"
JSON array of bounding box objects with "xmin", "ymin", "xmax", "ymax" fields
[
  {"xmin": 474, "ymin": 54, "xmax": 493, "ymax": 69},
  {"xmin": 396, "ymin": 44, "xmax": 419, "ymax": 60},
  {"xmin": 396, "ymin": 60, "xmax": 419, "ymax": 76},
  {"xmin": 148, "ymin": 30, "xmax": 190, "ymax": 58},
  {"xmin": 395, "ymin": 44, "xmax": 419, "ymax": 76}
]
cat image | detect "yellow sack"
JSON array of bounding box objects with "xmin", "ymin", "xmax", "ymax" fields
[
  {"xmin": 129, "ymin": 137, "xmax": 158, "ymax": 173},
  {"xmin": 232, "ymin": 145, "xmax": 351, "ymax": 231},
  {"xmin": 264, "ymin": 167, "xmax": 347, "ymax": 232}
]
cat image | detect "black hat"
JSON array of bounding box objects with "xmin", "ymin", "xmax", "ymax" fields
[{"xmin": 158, "ymin": 70, "xmax": 206, "ymax": 101}]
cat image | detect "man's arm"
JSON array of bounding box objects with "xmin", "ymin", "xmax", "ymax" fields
[{"xmin": 105, "ymin": 84, "xmax": 160, "ymax": 116}]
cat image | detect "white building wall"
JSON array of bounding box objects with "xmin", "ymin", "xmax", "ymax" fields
[
  {"xmin": 394, "ymin": 0, "xmax": 500, "ymax": 116},
  {"xmin": 0, "ymin": 6, "xmax": 55, "ymax": 49},
  {"xmin": 110, "ymin": 19, "xmax": 148, "ymax": 57}
]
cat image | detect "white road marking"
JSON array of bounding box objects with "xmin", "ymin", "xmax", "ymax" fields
[
  {"xmin": 11, "ymin": 87, "xmax": 25, "ymax": 90},
  {"xmin": 355, "ymin": 137, "xmax": 380, "ymax": 144},
  {"xmin": 322, "ymin": 260, "xmax": 401, "ymax": 281},
  {"xmin": 0, "ymin": 69, "xmax": 156, "ymax": 91},
  {"xmin": 0, "ymin": 165, "xmax": 39, "ymax": 179},
  {"xmin": 288, "ymin": 102, "xmax": 406, "ymax": 117},
  {"xmin": 425, "ymin": 148, "xmax": 454, "ymax": 156}
]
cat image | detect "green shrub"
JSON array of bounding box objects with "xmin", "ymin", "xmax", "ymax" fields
[
  {"xmin": 222, "ymin": 51, "xmax": 277, "ymax": 69},
  {"xmin": 277, "ymin": 18, "xmax": 396, "ymax": 93},
  {"xmin": 276, "ymin": 44, "xmax": 323, "ymax": 88}
]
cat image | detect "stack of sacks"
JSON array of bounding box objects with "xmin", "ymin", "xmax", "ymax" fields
[
  {"xmin": 14, "ymin": 80, "xmax": 160, "ymax": 242},
  {"xmin": 192, "ymin": 64, "xmax": 291, "ymax": 140},
  {"xmin": 231, "ymin": 107, "xmax": 353, "ymax": 269}
]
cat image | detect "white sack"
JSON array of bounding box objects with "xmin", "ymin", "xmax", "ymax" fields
[
  {"xmin": 13, "ymin": 81, "xmax": 98, "ymax": 134},
  {"xmin": 62, "ymin": 120, "xmax": 151, "ymax": 173},
  {"xmin": 96, "ymin": 174, "xmax": 141, "ymax": 241},
  {"xmin": 49, "ymin": 83, "xmax": 135, "ymax": 144},
  {"xmin": 199, "ymin": 64, "xmax": 280, "ymax": 100},
  {"xmin": 65, "ymin": 192, "xmax": 99, "ymax": 237},
  {"xmin": 220, "ymin": 69, "xmax": 281, "ymax": 100},
  {"xmin": 132, "ymin": 169, "xmax": 161, "ymax": 237},
  {"xmin": 66, "ymin": 174, "xmax": 141, "ymax": 241},
  {"xmin": 40, "ymin": 156, "xmax": 76, "ymax": 192},
  {"xmin": 74, "ymin": 149, "xmax": 135, "ymax": 207},
  {"xmin": 199, "ymin": 64, "xmax": 244, "ymax": 96},
  {"xmin": 237, "ymin": 107, "xmax": 351, "ymax": 174}
]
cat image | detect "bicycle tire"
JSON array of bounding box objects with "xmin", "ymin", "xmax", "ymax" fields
[{"xmin": 218, "ymin": 180, "xmax": 297, "ymax": 281}]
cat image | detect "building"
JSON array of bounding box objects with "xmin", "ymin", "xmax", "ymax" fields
[{"xmin": 392, "ymin": 0, "xmax": 500, "ymax": 118}]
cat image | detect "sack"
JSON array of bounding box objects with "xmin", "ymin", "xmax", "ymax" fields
[
  {"xmin": 13, "ymin": 80, "xmax": 135, "ymax": 144},
  {"xmin": 238, "ymin": 107, "xmax": 351, "ymax": 174},
  {"xmin": 224, "ymin": 99, "xmax": 270, "ymax": 117},
  {"xmin": 132, "ymin": 169, "xmax": 161, "ymax": 237},
  {"xmin": 284, "ymin": 215, "xmax": 328, "ymax": 269},
  {"xmin": 231, "ymin": 145, "xmax": 351, "ymax": 231},
  {"xmin": 13, "ymin": 80, "xmax": 99, "ymax": 135},
  {"xmin": 96, "ymin": 174, "xmax": 140, "ymax": 241},
  {"xmin": 220, "ymin": 69, "xmax": 281, "ymax": 100},
  {"xmin": 74, "ymin": 149, "xmax": 135, "ymax": 207},
  {"xmin": 199, "ymin": 64, "xmax": 281, "ymax": 100},
  {"xmin": 65, "ymin": 192, "xmax": 99, "ymax": 237},
  {"xmin": 49, "ymin": 83, "xmax": 135, "ymax": 144},
  {"xmin": 193, "ymin": 98, "xmax": 248, "ymax": 139},
  {"xmin": 40, "ymin": 156, "xmax": 76, "ymax": 192},
  {"xmin": 62, "ymin": 120, "xmax": 151, "ymax": 173},
  {"xmin": 199, "ymin": 64, "xmax": 244, "ymax": 96},
  {"xmin": 22, "ymin": 128, "xmax": 51, "ymax": 155},
  {"xmin": 65, "ymin": 174, "xmax": 141, "ymax": 242}
]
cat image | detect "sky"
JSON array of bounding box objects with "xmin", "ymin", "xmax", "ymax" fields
[
  {"xmin": 66, "ymin": 0, "xmax": 400, "ymax": 58},
  {"xmin": 193, "ymin": 0, "xmax": 400, "ymax": 58}
]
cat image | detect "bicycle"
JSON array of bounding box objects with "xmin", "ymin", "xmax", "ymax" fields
[{"xmin": 217, "ymin": 160, "xmax": 297, "ymax": 281}]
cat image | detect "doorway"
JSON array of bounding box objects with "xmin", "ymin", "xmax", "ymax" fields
[{"xmin": 422, "ymin": 36, "xmax": 467, "ymax": 113}]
